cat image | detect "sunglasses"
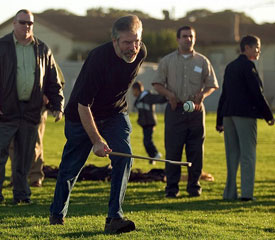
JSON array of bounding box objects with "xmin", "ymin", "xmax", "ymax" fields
[{"xmin": 18, "ymin": 20, "xmax": 33, "ymax": 26}]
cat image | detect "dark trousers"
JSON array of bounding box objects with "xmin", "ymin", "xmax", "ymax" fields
[
  {"xmin": 9, "ymin": 108, "xmax": 48, "ymax": 184},
  {"xmin": 50, "ymin": 112, "xmax": 133, "ymax": 219},
  {"xmin": 164, "ymin": 104, "xmax": 205, "ymax": 195},
  {"xmin": 142, "ymin": 126, "xmax": 158, "ymax": 158},
  {"xmin": 0, "ymin": 113, "xmax": 38, "ymax": 200}
]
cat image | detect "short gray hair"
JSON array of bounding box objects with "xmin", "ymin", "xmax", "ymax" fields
[{"xmin": 111, "ymin": 15, "xmax": 142, "ymax": 40}]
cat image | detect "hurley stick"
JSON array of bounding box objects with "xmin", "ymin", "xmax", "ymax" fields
[{"xmin": 108, "ymin": 151, "xmax": 192, "ymax": 167}]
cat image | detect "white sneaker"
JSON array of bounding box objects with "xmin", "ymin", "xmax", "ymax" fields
[
  {"xmin": 154, "ymin": 152, "xmax": 162, "ymax": 159},
  {"xmin": 149, "ymin": 152, "xmax": 162, "ymax": 165},
  {"xmin": 149, "ymin": 160, "xmax": 156, "ymax": 165}
]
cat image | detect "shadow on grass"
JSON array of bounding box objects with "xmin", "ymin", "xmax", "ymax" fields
[
  {"xmin": 1, "ymin": 193, "xmax": 274, "ymax": 221},
  {"xmin": 60, "ymin": 231, "xmax": 104, "ymax": 238},
  {"xmin": 126, "ymin": 198, "xmax": 275, "ymax": 213},
  {"xmin": 0, "ymin": 179, "xmax": 274, "ymax": 221}
]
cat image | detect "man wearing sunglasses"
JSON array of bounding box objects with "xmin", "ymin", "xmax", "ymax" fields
[{"xmin": 0, "ymin": 9, "xmax": 64, "ymax": 205}]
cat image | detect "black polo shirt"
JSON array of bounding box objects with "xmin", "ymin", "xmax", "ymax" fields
[{"xmin": 65, "ymin": 41, "xmax": 147, "ymax": 122}]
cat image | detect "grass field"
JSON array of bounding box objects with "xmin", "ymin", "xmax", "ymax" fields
[{"xmin": 0, "ymin": 113, "xmax": 274, "ymax": 240}]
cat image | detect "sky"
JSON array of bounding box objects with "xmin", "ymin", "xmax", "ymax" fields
[{"xmin": 1, "ymin": 0, "xmax": 275, "ymax": 24}]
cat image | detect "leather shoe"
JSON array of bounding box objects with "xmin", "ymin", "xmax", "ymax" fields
[
  {"xmin": 49, "ymin": 215, "xmax": 64, "ymax": 225},
  {"xmin": 188, "ymin": 189, "xmax": 202, "ymax": 197},
  {"xmin": 240, "ymin": 197, "xmax": 256, "ymax": 202},
  {"xmin": 7, "ymin": 182, "xmax": 13, "ymax": 187},
  {"xmin": 13, "ymin": 198, "xmax": 31, "ymax": 205},
  {"xmin": 165, "ymin": 192, "xmax": 180, "ymax": 198},
  {"xmin": 189, "ymin": 192, "xmax": 201, "ymax": 197},
  {"xmin": 30, "ymin": 180, "xmax": 42, "ymax": 187},
  {"xmin": 104, "ymin": 217, "xmax": 135, "ymax": 234}
]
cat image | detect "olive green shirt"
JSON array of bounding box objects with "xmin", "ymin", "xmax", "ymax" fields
[
  {"xmin": 153, "ymin": 50, "xmax": 218, "ymax": 103},
  {"xmin": 13, "ymin": 34, "xmax": 36, "ymax": 101}
]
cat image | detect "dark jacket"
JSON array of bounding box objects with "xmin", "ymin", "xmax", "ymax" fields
[
  {"xmin": 216, "ymin": 54, "xmax": 273, "ymax": 126},
  {"xmin": 0, "ymin": 33, "xmax": 64, "ymax": 124},
  {"xmin": 134, "ymin": 90, "xmax": 167, "ymax": 127}
]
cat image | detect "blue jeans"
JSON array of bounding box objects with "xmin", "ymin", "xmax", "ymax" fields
[{"xmin": 50, "ymin": 112, "xmax": 132, "ymax": 219}]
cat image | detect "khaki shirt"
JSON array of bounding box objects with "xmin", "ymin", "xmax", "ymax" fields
[
  {"xmin": 153, "ymin": 50, "xmax": 218, "ymax": 103},
  {"xmin": 13, "ymin": 34, "xmax": 36, "ymax": 101}
]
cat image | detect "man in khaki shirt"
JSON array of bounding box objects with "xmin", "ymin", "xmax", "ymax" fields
[{"xmin": 153, "ymin": 26, "xmax": 218, "ymax": 198}]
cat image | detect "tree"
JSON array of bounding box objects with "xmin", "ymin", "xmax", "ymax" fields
[
  {"xmin": 86, "ymin": 7, "xmax": 105, "ymax": 17},
  {"xmin": 162, "ymin": 10, "xmax": 170, "ymax": 20},
  {"xmin": 143, "ymin": 29, "xmax": 178, "ymax": 62},
  {"xmin": 86, "ymin": 8, "xmax": 151, "ymax": 19},
  {"xmin": 41, "ymin": 9, "xmax": 74, "ymax": 16},
  {"xmin": 186, "ymin": 9, "xmax": 213, "ymax": 19}
]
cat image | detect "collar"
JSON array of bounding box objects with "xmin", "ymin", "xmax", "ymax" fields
[
  {"xmin": 239, "ymin": 54, "xmax": 248, "ymax": 59},
  {"xmin": 13, "ymin": 33, "xmax": 34, "ymax": 46},
  {"xmin": 137, "ymin": 90, "xmax": 149, "ymax": 101},
  {"xmin": 177, "ymin": 49, "xmax": 196, "ymax": 58}
]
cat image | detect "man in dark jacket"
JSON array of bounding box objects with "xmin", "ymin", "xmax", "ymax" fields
[
  {"xmin": 132, "ymin": 81, "xmax": 166, "ymax": 164},
  {"xmin": 216, "ymin": 35, "xmax": 274, "ymax": 201},
  {"xmin": 0, "ymin": 9, "xmax": 64, "ymax": 204}
]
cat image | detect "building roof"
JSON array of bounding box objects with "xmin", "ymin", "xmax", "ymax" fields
[
  {"xmin": 35, "ymin": 9, "xmax": 275, "ymax": 45},
  {"xmin": 1, "ymin": 9, "xmax": 275, "ymax": 45}
]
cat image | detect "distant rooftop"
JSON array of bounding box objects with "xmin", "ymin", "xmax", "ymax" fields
[{"xmin": 2, "ymin": 9, "xmax": 275, "ymax": 45}]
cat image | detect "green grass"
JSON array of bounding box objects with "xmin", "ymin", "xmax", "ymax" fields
[{"xmin": 1, "ymin": 113, "xmax": 275, "ymax": 239}]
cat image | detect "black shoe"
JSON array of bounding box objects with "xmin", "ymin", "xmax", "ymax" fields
[
  {"xmin": 13, "ymin": 198, "xmax": 31, "ymax": 205},
  {"xmin": 240, "ymin": 197, "xmax": 256, "ymax": 202},
  {"xmin": 189, "ymin": 191, "xmax": 201, "ymax": 197},
  {"xmin": 7, "ymin": 182, "xmax": 13, "ymax": 187},
  {"xmin": 22, "ymin": 198, "xmax": 31, "ymax": 204},
  {"xmin": 104, "ymin": 217, "xmax": 135, "ymax": 234},
  {"xmin": 165, "ymin": 192, "xmax": 180, "ymax": 198},
  {"xmin": 188, "ymin": 188, "xmax": 202, "ymax": 197},
  {"xmin": 49, "ymin": 215, "xmax": 64, "ymax": 225}
]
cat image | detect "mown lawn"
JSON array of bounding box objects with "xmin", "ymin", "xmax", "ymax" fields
[{"xmin": 0, "ymin": 113, "xmax": 274, "ymax": 240}]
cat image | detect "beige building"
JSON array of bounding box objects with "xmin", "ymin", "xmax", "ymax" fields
[{"xmin": 0, "ymin": 18, "xmax": 72, "ymax": 62}]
